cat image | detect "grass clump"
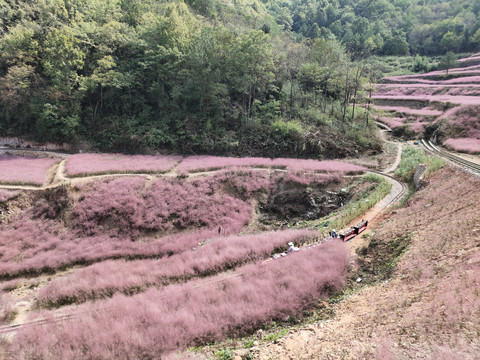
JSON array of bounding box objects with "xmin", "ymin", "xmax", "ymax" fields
[
  {"xmin": 262, "ymin": 328, "xmax": 288, "ymax": 342},
  {"xmin": 395, "ymin": 146, "xmax": 445, "ymax": 182},
  {"xmin": 327, "ymin": 173, "xmax": 392, "ymax": 232},
  {"xmin": 215, "ymin": 348, "xmax": 233, "ymax": 360}
]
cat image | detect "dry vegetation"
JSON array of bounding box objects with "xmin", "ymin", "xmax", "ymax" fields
[{"xmin": 246, "ymin": 166, "xmax": 480, "ymax": 359}]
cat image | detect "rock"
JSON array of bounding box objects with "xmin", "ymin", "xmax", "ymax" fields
[
  {"xmin": 233, "ymin": 349, "xmax": 249, "ymax": 357},
  {"xmin": 413, "ymin": 163, "xmax": 428, "ymax": 191}
]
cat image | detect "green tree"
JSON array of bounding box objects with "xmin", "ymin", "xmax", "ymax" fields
[
  {"xmin": 440, "ymin": 31, "xmax": 458, "ymax": 53},
  {"xmin": 36, "ymin": 103, "xmax": 80, "ymax": 143},
  {"xmin": 438, "ymin": 52, "xmax": 458, "ymax": 75},
  {"xmin": 41, "ymin": 27, "xmax": 85, "ymax": 92}
]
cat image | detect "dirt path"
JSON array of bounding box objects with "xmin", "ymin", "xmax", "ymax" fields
[
  {"xmin": 0, "ymin": 141, "xmax": 408, "ymax": 346},
  {"xmin": 234, "ymin": 126, "xmax": 408, "ymax": 360}
]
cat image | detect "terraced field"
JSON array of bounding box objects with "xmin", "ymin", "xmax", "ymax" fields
[
  {"xmin": 374, "ymin": 53, "xmax": 480, "ymax": 154},
  {"xmin": 1, "ymin": 153, "xmax": 399, "ymax": 359}
]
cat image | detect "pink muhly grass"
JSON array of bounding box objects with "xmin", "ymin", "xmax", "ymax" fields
[
  {"xmin": 0, "ymin": 293, "xmax": 15, "ymax": 324},
  {"xmin": 410, "ymin": 121, "xmax": 428, "ymax": 133},
  {"xmin": 65, "ymin": 153, "xmax": 182, "ymax": 176},
  {"xmin": 38, "ymin": 230, "xmax": 320, "ymax": 306},
  {"xmin": 458, "ymin": 54, "xmax": 480, "ymax": 63},
  {"xmin": 373, "ymin": 94, "xmax": 480, "ymax": 106},
  {"xmin": 381, "ymin": 117, "xmax": 404, "ymax": 129},
  {"xmin": 358, "ymin": 168, "xmax": 480, "ymax": 357},
  {"xmin": 444, "ymin": 138, "xmax": 480, "ymax": 154},
  {"xmin": 12, "ymin": 240, "xmax": 349, "ymax": 358},
  {"xmin": 177, "ymin": 155, "xmax": 365, "ymax": 174},
  {"xmin": 0, "ymin": 190, "xmax": 19, "ymax": 202},
  {"xmin": 176, "ymin": 155, "xmax": 275, "ymax": 173},
  {"xmin": 191, "ymin": 169, "xmax": 271, "ymax": 198},
  {"xmin": 384, "ymin": 74, "xmax": 480, "ymax": 85},
  {"xmin": 0, "ymin": 155, "xmax": 59, "ymax": 186},
  {"xmin": 272, "ymin": 158, "xmax": 365, "ymax": 173},
  {"xmin": 284, "ymin": 172, "xmax": 341, "ymax": 185},
  {"xmin": 443, "ymin": 106, "xmax": 480, "ymax": 139},
  {"xmin": 373, "ymin": 105, "xmax": 442, "ymax": 116},
  {"xmin": 73, "ymin": 176, "xmax": 252, "ymax": 236},
  {"xmin": 375, "ymin": 84, "xmax": 480, "ymax": 97},
  {"xmin": 0, "ymin": 213, "xmax": 252, "ymax": 278},
  {"xmin": 0, "ymin": 174, "xmax": 261, "ymax": 277}
]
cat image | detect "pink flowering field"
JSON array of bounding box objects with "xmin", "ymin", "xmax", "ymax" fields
[
  {"xmin": 11, "ymin": 240, "xmax": 349, "ymax": 359},
  {"xmin": 374, "ymin": 53, "xmax": 480, "ymax": 147},
  {"xmin": 65, "ymin": 153, "xmax": 182, "ymax": 176},
  {"xmin": 0, "ymin": 168, "xmax": 350, "ymax": 278},
  {"xmin": 177, "ymin": 155, "xmax": 365, "ymax": 174},
  {"xmin": 0, "ymin": 155, "xmax": 59, "ymax": 186},
  {"xmin": 373, "ymin": 94, "xmax": 480, "ymax": 106},
  {"xmin": 375, "ymin": 84, "xmax": 480, "ymax": 98},
  {"xmin": 64, "ymin": 153, "xmax": 365, "ymax": 177},
  {"xmin": 0, "ymin": 151, "xmax": 369, "ymax": 357},
  {"xmin": 444, "ymin": 138, "xmax": 480, "ymax": 154},
  {"xmin": 38, "ymin": 230, "xmax": 319, "ymax": 307},
  {"xmin": 373, "ymin": 105, "xmax": 442, "ymax": 116},
  {"xmin": 0, "ymin": 189, "xmax": 19, "ymax": 202}
]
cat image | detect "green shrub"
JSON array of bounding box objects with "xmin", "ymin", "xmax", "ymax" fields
[
  {"xmin": 395, "ymin": 146, "xmax": 445, "ymax": 182},
  {"xmin": 328, "ymin": 173, "xmax": 391, "ymax": 232},
  {"xmin": 271, "ymin": 119, "xmax": 304, "ymax": 137}
]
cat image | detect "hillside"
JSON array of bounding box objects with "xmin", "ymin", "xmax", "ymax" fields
[
  {"xmin": 374, "ymin": 53, "xmax": 480, "ymax": 154},
  {"xmin": 0, "ymin": 0, "xmax": 380, "ymax": 158},
  {"xmin": 3, "ymin": 0, "xmax": 480, "ymax": 157},
  {"xmin": 278, "ymin": 0, "xmax": 480, "ymax": 57},
  {"xmin": 213, "ymin": 166, "xmax": 480, "ymax": 359}
]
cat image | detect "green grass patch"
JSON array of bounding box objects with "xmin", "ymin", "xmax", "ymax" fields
[
  {"xmin": 326, "ymin": 173, "xmax": 391, "ymax": 233},
  {"xmin": 395, "ymin": 145, "xmax": 445, "ymax": 183}
]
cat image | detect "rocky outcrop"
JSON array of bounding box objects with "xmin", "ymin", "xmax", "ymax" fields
[
  {"xmin": 414, "ymin": 163, "xmax": 428, "ymax": 191},
  {"xmin": 0, "ymin": 137, "xmax": 70, "ymax": 151}
]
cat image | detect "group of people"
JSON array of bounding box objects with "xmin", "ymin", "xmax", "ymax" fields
[
  {"xmin": 288, "ymin": 229, "xmax": 339, "ymax": 252},
  {"xmin": 272, "ymin": 228, "xmax": 339, "ymax": 259}
]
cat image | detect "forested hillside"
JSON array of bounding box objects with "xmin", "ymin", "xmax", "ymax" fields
[
  {"xmin": 279, "ymin": 0, "xmax": 480, "ymax": 57},
  {"xmin": 0, "ymin": 0, "xmax": 478, "ymax": 156}
]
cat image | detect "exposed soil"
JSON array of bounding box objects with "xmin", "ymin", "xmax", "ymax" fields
[
  {"xmin": 259, "ymin": 182, "xmax": 351, "ymax": 225},
  {"xmin": 230, "ymin": 167, "xmax": 480, "ymax": 360}
]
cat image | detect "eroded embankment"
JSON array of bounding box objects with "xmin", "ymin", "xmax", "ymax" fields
[{"xmin": 250, "ymin": 166, "xmax": 480, "ymax": 360}]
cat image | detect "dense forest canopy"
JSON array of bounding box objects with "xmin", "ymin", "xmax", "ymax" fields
[
  {"xmin": 274, "ymin": 0, "xmax": 480, "ymax": 57},
  {"xmin": 0, "ymin": 0, "xmax": 477, "ymax": 155}
]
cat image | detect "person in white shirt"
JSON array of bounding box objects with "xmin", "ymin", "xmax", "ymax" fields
[{"xmin": 288, "ymin": 242, "xmax": 299, "ymax": 252}]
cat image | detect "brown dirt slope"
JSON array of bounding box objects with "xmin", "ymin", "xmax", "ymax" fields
[{"xmin": 253, "ymin": 167, "xmax": 480, "ymax": 359}]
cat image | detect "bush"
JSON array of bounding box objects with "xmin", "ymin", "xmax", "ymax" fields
[
  {"xmin": 271, "ymin": 119, "xmax": 304, "ymax": 138},
  {"xmin": 395, "ymin": 146, "xmax": 445, "ymax": 182}
]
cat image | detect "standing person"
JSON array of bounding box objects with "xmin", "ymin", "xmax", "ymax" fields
[{"xmin": 331, "ymin": 229, "xmax": 338, "ymax": 238}]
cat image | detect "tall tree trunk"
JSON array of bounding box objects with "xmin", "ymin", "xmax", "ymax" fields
[
  {"xmin": 289, "ymin": 77, "xmax": 294, "ymax": 119},
  {"xmin": 351, "ymin": 68, "xmax": 361, "ymax": 122},
  {"xmin": 342, "ymin": 67, "xmax": 350, "ymax": 122},
  {"xmin": 323, "ymin": 80, "xmax": 328, "ymax": 112},
  {"xmin": 365, "ymin": 88, "xmax": 372, "ymax": 126}
]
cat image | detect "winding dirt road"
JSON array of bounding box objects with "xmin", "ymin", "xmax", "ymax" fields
[{"xmin": 0, "ymin": 142, "xmax": 409, "ymax": 339}]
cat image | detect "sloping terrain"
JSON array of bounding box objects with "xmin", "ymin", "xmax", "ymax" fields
[
  {"xmin": 1, "ymin": 152, "xmax": 401, "ymax": 359},
  {"xmin": 238, "ymin": 166, "xmax": 480, "ymax": 359},
  {"xmin": 374, "ymin": 54, "xmax": 480, "ymax": 154}
]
